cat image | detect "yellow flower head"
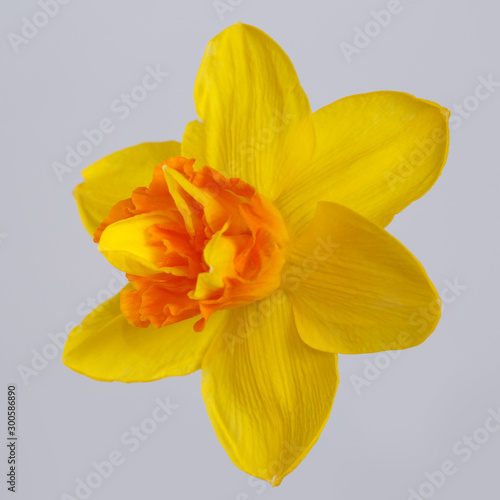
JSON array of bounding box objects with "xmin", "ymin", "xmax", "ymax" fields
[{"xmin": 64, "ymin": 23, "xmax": 450, "ymax": 486}]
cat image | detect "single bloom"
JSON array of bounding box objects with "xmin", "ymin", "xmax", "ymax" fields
[{"xmin": 63, "ymin": 23, "xmax": 450, "ymax": 486}]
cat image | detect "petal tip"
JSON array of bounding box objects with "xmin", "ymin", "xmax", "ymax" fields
[{"xmin": 270, "ymin": 474, "xmax": 282, "ymax": 487}]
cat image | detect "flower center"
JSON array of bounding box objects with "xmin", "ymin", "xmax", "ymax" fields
[{"xmin": 94, "ymin": 156, "xmax": 289, "ymax": 331}]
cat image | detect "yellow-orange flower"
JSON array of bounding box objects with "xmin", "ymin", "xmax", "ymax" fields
[
  {"xmin": 63, "ymin": 23, "xmax": 450, "ymax": 486},
  {"xmin": 94, "ymin": 156, "xmax": 288, "ymax": 331}
]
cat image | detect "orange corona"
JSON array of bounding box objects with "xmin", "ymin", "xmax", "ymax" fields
[{"xmin": 94, "ymin": 156, "xmax": 289, "ymax": 331}]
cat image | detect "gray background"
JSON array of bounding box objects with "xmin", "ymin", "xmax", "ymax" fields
[{"xmin": 1, "ymin": 0, "xmax": 499, "ymax": 499}]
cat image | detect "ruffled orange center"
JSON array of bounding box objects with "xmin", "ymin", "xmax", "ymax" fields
[{"xmin": 94, "ymin": 157, "xmax": 288, "ymax": 331}]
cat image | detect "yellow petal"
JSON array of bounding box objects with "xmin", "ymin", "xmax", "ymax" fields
[
  {"xmin": 63, "ymin": 287, "xmax": 229, "ymax": 382},
  {"xmin": 191, "ymin": 223, "xmax": 238, "ymax": 300},
  {"xmin": 285, "ymin": 202, "xmax": 441, "ymax": 354},
  {"xmin": 275, "ymin": 92, "xmax": 449, "ymax": 236},
  {"xmin": 98, "ymin": 212, "xmax": 175, "ymax": 277},
  {"xmin": 201, "ymin": 291, "xmax": 338, "ymax": 485},
  {"xmin": 181, "ymin": 23, "xmax": 315, "ymax": 200},
  {"xmin": 75, "ymin": 141, "xmax": 180, "ymax": 235}
]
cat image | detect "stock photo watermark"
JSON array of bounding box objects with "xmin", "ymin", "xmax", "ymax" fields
[
  {"xmin": 349, "ymin": 277, "xmax": 467, "ymax": 396},
  {"xmin": 222, "ymin": 235, "xmax": 339, "ymax": 354},
  {"xmin": 212, "ymin": 0, "xmax": 244, "ymax": 21},
  {"xmin": 339, "ymin": 0, "xmax": 410, "ymax": 63},
  {"xmin": 384, "ymin": 126, "xmax": 447, "ymax": 192},
  {"xmin": 6, "ymin": 385, "xmax": 17, "ymax": 493},
  {"xmin": 449, "ymin": 74, "xmax": 499, "ymax": 131},
  {"xmin": 17, "ymin": 270, "xmax": 128, "ymax": 385},
  {"xmin": 236, "ymin": 108, "xmax": 293, "ymax": 163},
  {"xmin": 407, "ymin": 406, "xmax": 500, "ymax": 499},
  {"xmin": 60, "ymin": 397, "xmax": 179, "ymax": 500},
  {"xmin": 51, "ymin": 64, "xmax": 169, "ymax": 182},
  {"xmin": 384, "ymin": 73, "xmax": 498, "ymax": 192},
  {"xmin": 7, "ymin": 0, "xmax": 72, "ymax": 54}
]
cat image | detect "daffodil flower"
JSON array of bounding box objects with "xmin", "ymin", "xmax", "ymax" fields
[{"xmin": 63, "ymin": 23, "xmax": 450, "ymax": 485}]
